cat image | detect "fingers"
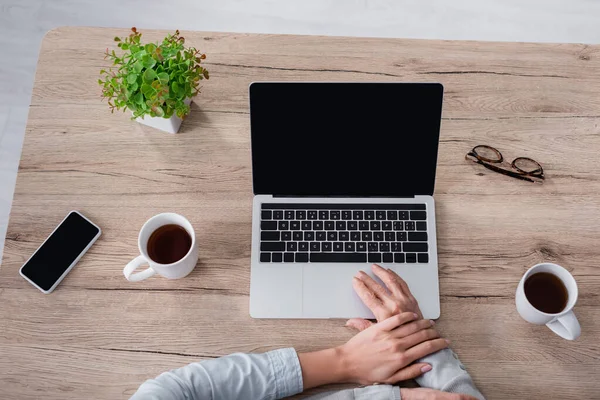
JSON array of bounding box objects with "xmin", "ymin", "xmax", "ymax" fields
[
  {"xmin": 398, "ymin": 388, "xmax": 421, "ymax": 400},
  {"xmin": 345, "ymin": 318, "xmax": 374, "ymax": 332},
  {"xmin": 404, "ymin": 338, "xmax": 449, "ymax": 364},
  {"xmin": 378, "ymin": 312, "xmax": 418, "ymax": 331},
  {"xmin": 400, "ymin": 388, "xmax": 477, "ymax": 400},
  {"xmin": 371, "ymin": 264, "xmax": 404, "ymax": 298},
  {"xmin": 400, "ymin": 328, "xmax": 440, "ymax": 349},
  {"xmin": 384, "ymin": 363, "xmax": 432, "ymax": 384},
  {"xmin": 355, "ymin": 270, "xmax": 389, "ymax": 299},
  {"xmin": 385, "ymin": 267, "xmax": 412, "ymax": 296},
  {"xmin": 384, "ymin": 267, "xmax": 422, "ymax": 317},
  {"xmin": 392, "ymin": 319, "xmax": 434, "ymax": 338},
  {"xmin": 355, "ymin": 270, "xmax": 399, "ymax": 321},
  {"xmin": 352, "ymin": 277, "xmax": 384, "ymax": 316}
]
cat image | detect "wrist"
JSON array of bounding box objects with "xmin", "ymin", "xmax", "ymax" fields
[
  {"xmin": 334, "ymin": 344, "xmax": 354, "ymax": 383},
  {"xmin": 328, "ymin": 346, "xmax": 351, "ymax": 384},
  {"xmin": 298, "ymin": 347, "xmax": 349, "ymax": 390}
]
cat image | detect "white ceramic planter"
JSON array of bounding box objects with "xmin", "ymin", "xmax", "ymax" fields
[{"xmin": 135, "ymin": 98, "xmax": 192, "ymax": 134}]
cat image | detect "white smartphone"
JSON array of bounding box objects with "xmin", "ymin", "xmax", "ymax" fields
[{"xmin": 19, "ymin": 211, "xmax": 101, "ymax": 294}]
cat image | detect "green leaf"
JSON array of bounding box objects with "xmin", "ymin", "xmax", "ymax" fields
[
  {"xmin": 133, "ymin": 61, "xmax": 144, "ymax": 73},
  {"xmin": 141, "ymin": 83, "xmax": 154, "ymax": 98},
  {"xmin": 142, "ymin": 54, "xmax": 156, "ymax": 69},
  {"xmin": 114, "ymin": 36, "xmax": 121, "ymax": 42},
  {"xmin": 133, "ymin": 92, "xmax": 144, "ymax": 105},
  {"xmin": 127, "ymin": 74, "xmax": 137, "ymax": 84},
  {"xmin": 145, "ymin": 43, "xmax": 157, "ymax": 53},
  {"xmin": 143, "ymin": 69, "xmax": 157, "ymax": 82},
  {"xmin": 171, "ymin": 81, "xmax": 181, "ymax": 96},
  {"xmin": 129, "ymin": 81, "xmax": 139, "ymax": 92},
  {"xmin": 157, "ymin": 72, "xmax": 169, "ymax": 83}
]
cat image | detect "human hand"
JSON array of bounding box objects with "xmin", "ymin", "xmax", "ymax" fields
[
  {"xmin": 347, "ymin": 264, "xmax": 424, "ymax": 331},
  {"xmin": 400, "ymin": 388, "xmax": 479, "ymax": 400},
  {"xmin": 337, "ymin": 312, "xmax": 448, "ymax": 385}
]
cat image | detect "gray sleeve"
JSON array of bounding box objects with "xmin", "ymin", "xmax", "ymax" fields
[
  {"xmin": 129, "ymin": 348, "xmax": 303, "ymax": 400},
  {"xmin": 415, "ymin": 349, "xmax": 485, "ymax": 400}
]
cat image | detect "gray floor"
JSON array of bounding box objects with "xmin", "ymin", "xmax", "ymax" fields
[{"xmin": 1, "ymin": 0, "xmax": 599, "ymax": 263}]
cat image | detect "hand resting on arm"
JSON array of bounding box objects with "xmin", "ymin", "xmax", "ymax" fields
[
  {"xmin": 299, "ymin": 311, "xmax": 448, "ymax": 389},
  {"xmin": 346, "ymin": 264, "xmax": 486, "ymax": 400}
]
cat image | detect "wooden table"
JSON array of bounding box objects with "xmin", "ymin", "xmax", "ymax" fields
[{"xmin": 1, "ymin": 27, "xmax": 600, "ymax": 399}]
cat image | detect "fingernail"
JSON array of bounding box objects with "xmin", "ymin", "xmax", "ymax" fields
[
  {"xmin": 430, "ymin": 320, "xmax": 435, "ymax": 326},
  {"xmin": 355, "ymin": 271, "xmax": 363, "ymax": 279},
  {"xmin": 413, "ymin": 313, "xmax": 419, "ymax": 319},
  {"xmin": 445, "ymin": 339, "xmax": 451, "ymax": 345},
  {"xmin": 372, "ymin": 264, "xmax": 382, "ymax": 269},
  {"xmin": 421, "ymin": 365, "xmax": 432, "ymax": 373}
]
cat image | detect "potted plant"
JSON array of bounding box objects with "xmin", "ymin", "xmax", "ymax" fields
[{"xmin": 98, "ymin": 27, "xmax": 209, "ymax": 133}]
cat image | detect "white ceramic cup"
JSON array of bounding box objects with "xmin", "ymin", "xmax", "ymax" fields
[
  {"xmin": 124, "ymin": 213, "xmax": 198, "ymax": 282},
  {"xmin": 516, "ymin": 262, "xmax": 581, "ymax": 340}
]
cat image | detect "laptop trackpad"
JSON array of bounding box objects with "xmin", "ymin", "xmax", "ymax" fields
[{"xmin": 302, "ymin": 264, "xmax": 375, "ymax": 319}]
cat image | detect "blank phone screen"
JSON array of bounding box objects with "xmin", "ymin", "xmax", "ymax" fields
[{"xmin": 20, "ymin": 212, "xmax": 100, "ymax": 291}]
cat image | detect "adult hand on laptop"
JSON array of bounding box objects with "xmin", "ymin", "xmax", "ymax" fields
[
  {"xmin": 346, "ymin": 265, "xmax": 486, "ymax": 400},
  {"xmin": 346, "ymin": 264, "xmax": 425, "ymax": 331}
]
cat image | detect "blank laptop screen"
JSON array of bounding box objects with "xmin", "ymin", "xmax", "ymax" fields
[{"xmin": 250, "ymin": 82, "xmax": 443, "ymax": 197}]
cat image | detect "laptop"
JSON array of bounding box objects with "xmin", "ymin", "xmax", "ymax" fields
[{"xmin": 249, "ymin": 82, "xmax": 443, "ymax": 319}]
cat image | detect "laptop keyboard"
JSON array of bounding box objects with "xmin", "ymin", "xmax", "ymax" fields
[{"xmin": 259, "ymin": 204, "xmax": 429, "ymax": 263}]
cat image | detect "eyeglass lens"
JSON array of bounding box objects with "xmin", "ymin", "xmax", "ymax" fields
[
  {"xmin": 513, "ymin": 157, "xmax": 542, "ymax": 174},
  {"xmin": 473, "ymin": 146, "xmax": 502, "ymax": 162}
]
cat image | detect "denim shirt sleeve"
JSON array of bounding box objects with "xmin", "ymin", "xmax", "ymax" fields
[{"xmin": 130, "ymin": 348, "xmax": 303, "ymax": 400}]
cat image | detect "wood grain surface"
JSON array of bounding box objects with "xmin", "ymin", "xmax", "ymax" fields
[{"xmin": 1, "ymin": 27, "xmax": 600, "ymax": 399}]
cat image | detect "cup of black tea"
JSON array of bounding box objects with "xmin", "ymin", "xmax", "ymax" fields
[
  {"xmin": 124, "ymin": 213, "xmax": 198, "ymax": 282},
  {"xmin": 516, "ymin": 263, "xmax": 580, "ymax": 340}
]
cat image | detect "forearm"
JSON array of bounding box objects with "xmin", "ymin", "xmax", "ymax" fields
[
  {"xmin": 416, "ymin": 349, "xmax": 485, "ymax": 400},
  {"xmin": 130, "ymin": 348, "xmax": 303, "ymax": 400},
  {"xmin": 298, "ymin": 347, "xmax": 348, "ymax": 390}
]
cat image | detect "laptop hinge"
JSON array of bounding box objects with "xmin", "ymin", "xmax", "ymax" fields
[{"xmin": 272, "ymin": 195, "xmax": 416, "ymax": 198}]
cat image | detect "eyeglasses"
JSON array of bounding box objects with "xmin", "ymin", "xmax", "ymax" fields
[{"xmin": 465, "ymin": 145, "xmax": 544, "ymax": 183}]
